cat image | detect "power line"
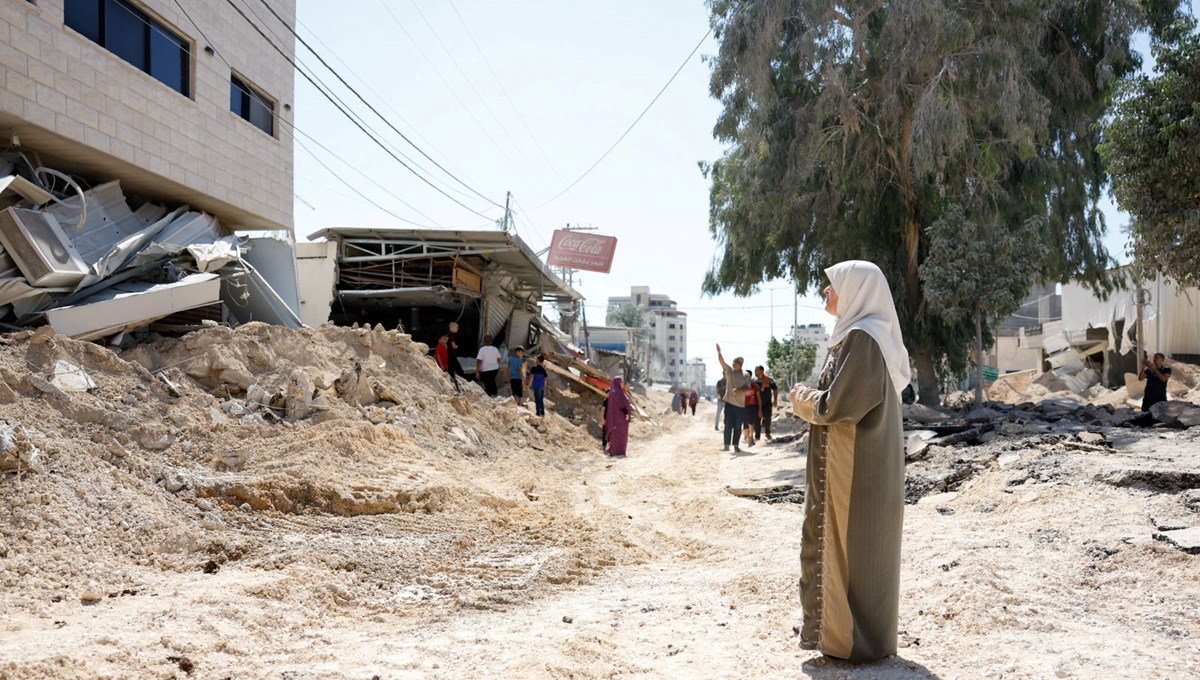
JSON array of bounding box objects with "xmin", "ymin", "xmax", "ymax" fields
[
  {"xmin": 446, "ymin": 0, "xmax": 563, "ymax": 180},
  {"xmin": 296, "ymin": 138, "xmax": 434, "ymax": 228},
  {"xmin": 405, "ymin": 0, "xmax": 553, "ymax": 191},
  {"xmin": 251, "ymin": 0, "xmax": 502, "ymax": 210},
  {"xmin": 294, "ymin": 17, "xmax": 488, "ymax": 197},
  {"xmin": 163, "ymin": 0, "xmax": 441, "ymax": 226},
  {"xmin": 223, "ymin": 0, "xmax": 498, "ymax": 221},
  {"xmin": 530, "ymin": 27, "xmax": 713, "ymax": 211}
]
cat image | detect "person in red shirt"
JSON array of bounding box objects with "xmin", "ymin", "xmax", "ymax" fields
[
  {"xmin": 434, "ymin": 335, "xmax": 451, "ymax": 372},
  {"xmin": 742, "ymin": 369, "xmax": 760, "ymax": 448}
]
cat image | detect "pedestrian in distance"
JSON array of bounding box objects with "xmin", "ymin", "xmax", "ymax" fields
[
  {"xmin": 755, "ymin": 365, "xmax": 779, "ymax": 441},
  {"xmin": 742, "ymin": 369, "xmax": 760, "ymax": 448},
  {"xmin": 689, "ymin": 389, "xmax": 699, "ymax": 416},
  {"xmin": 788, "ymin": 260, "xmax": 910, "ymax": 662},
  {"xmin": 603, "ymin": 376, "xmax": 632, "ymax": 457},
  {"xmin": 507, "ymin": 346, "xmax": 527, "ymax": 407},
  {"xmin": 715, "ymin": 344, "xmax": 752, "ymax": 453},
  {"xmin": 1139, "ymin": 351, "xmax": 1172, "ymax": 412},
  {"xmin": 671, "ymin": 390, "xmax": 683, "ymax": 415},
  {"xmin": 475, "ymin": 335, "xmax": 502, "ymax": 397},
  {"xmin": 434, "ymin": 335, "xmax": 458, "ymax": 392},
  {"xmin": 445, "ymin": 321, "xmax": 468, "ymax": 388},
  {"xmin": 714, "ymin": 376, "xmax": 727, "ymax": 431},
  {"xmin": 526, "ymin": 353, "xmax": 549, "ymax": 417}
]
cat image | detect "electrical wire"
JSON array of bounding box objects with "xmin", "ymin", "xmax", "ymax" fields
[
  {"xmin": 166, "ymin": 0, "xmax": 446, "ymax": 225},
  {"xmin": 405, "ymin": 0, "xmax": 553, "ymax": 191},
  {"xmin": 223, "ymin": 0, "xmax": 498, "ymax": 221},
  {"xmin": 251, "ymin": 0, "xmax": 502, "ymax": 209},
  {"xmin": 529, "ymin": 27, "xmax": 713, "ymax": 211},
  {"xmin": 376, "ymin": 0, "xmax": 550, "ymax": 195},
  {"xmin": 445, "ymin": 0, "xmax": 563, "ymax": 180}
]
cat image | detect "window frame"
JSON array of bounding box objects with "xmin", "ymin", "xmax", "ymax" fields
[
  {"xmin": 64, "ymin": 0, "xmax": 191, "ymax": 98},
  {"xmin": 230, "ymin": 72, "xmax": 276, "ymax": 137}
]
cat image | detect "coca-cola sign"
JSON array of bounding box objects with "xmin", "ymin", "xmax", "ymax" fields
[{"xmin": 546, "ymin": 229, "xmax": 618, "ymax": 273}]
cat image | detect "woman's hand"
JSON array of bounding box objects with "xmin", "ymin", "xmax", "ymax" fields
[{"xmin": 789, "ymin": 383, "xmax": 808, "ymax": 403}]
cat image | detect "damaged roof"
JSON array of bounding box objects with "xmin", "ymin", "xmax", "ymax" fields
[{"xmin": 308, "ymin": 227, "xmax": 581, "ymax": 303}]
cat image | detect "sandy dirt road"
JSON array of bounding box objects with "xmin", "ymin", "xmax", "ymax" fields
[{"xmin": 4, "ymin": 404, "xmax": 1199, "ymax": 679}]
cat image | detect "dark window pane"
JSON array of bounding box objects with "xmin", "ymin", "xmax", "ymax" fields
[
  {"xmin": 230, "ymin": 78, "xmax": 244, "ymax": 115},
  {"xmin": 149, "ymin": 28, "xmax": 186, "ymax": 95},
  {"xmin": 65, "ymin": 0, "xmax": 101, "ymax": 43},
  {"xmin": 248, "ymin": 92, "xmax": 273, "ymax": 135},
  {"xmin": 104, "ymin": 0, "xmax": 146, "ymax": 71}
]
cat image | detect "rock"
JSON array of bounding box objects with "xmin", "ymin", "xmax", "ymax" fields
[
  {"xmin": 0, "ymin": 422, "xmax": 42, "ymax": 473},
  {"xmin": 1153, "ymin": 527, "xmax": 1200, "ymax": 554},
  {"xmin": 904, "ymin": 403, "xmax": 951, "ymax": 424},
  {"xmin": 48, "ymin": 360, "xmax": 96, "ymax": 392},
  {"xmin": 285, "ymin": 369, "xmax": 313, "ymax": 421},
  {"xmin": 562, "ymin": 616, "xmax": 574, "ymax": 624},
  {"xmin": 212, "ymin": 449, "xmax": 250, "ymax": 471},
  {"xmin": 162, "ymin": 474, "xmax": 186, "ymax": 493},
  {"xmin": 1150, "ymin": 401, "xmax": 1200, "ymax": 428},
  {"xmin": 195, "ymin": 498, "xmax": 214, "ymax": 512},
  {"xmin": 199, "ymin": 514, "xmax": 225, "ymax": 530},
  {"xmin": 27, "ymin": 374, "xmax": 71, "ymax": 402},
  {"xmin": 1076, "ymin": 431, "xmax": 1106, "ymax": 446},
  {"xmin": 80, "ymin": 589, "xmax": 104, "ymax": 604},
  {"xmin": 963, "ymin": 407, "xmax": 1003, "ymax": 423}
]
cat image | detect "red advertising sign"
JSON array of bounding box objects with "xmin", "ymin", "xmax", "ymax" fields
[{"xmin": 546, "ymin": 229, "xmax": 618, "ymax": 273}]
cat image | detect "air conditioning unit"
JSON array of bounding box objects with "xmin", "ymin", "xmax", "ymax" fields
[{"xmin": 0, "ymin": 207, "xmax": 88, "ymax": 287}]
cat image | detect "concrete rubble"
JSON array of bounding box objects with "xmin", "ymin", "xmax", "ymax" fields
[{"xmin": 0, "ymin": 152, "xmax": 299, "ymax": 341}]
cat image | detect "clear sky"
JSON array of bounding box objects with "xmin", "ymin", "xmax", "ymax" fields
[{"xmin": 288, "ymin": 0, "xmax": 1181, "ymax": 385}]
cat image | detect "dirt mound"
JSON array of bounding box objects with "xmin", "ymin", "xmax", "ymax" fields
[{"xmin": 0, "ymin": 323, "xmax": 641, "ymax": 628}]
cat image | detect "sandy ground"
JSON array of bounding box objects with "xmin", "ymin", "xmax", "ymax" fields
[{"xmin": 3, "ymin": 394, "xmax": 1199, "ymax": 678}]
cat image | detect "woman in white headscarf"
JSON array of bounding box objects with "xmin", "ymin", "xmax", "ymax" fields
[{"xmin": 788, "ymin": 260, "xmax": 911, "ymax": 662}]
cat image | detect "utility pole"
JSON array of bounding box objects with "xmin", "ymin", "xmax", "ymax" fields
[
  {"xmin": 1136, "ymin": 282, "xmax": 1148, "ymax": 376},
  {"xmin": 500, "ymin": 191, "xmax": 513, "ymax": 232}
]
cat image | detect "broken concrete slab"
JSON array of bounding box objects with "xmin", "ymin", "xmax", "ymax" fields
[
  {"xmin": 0, "ymin": 174, "xmax": 54, "ymax": 207},
  {"xmin": 48, "ymin": 360, "xmax": 95, "ymax": 392},
  {"xmin": 1152, "ymin": 527, "xmax": 1200, "ymax": 554},
  {"xmin": 1149, "ymin": 401, "xmax": 1200, "ymax": 428},
  {"xmin": 45, "ymin": 273, "xmax": 220, "ymax": 340},
  {"xmin": 904, "ymin": 403, "xmax": 951, "ymax": 424}
]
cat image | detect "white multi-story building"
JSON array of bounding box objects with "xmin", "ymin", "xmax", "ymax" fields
[
  {"xmin": 793, "ymin": 322, "xmax": 829, "ymax": 381},
  {"xmin": 607, "ymin": 285, "xmax": 688, "ymax": 384},
  {"xmin": 0, "ymin": 0, "xmax": 295, "ymax": 230},
  {"xmin": 683, "ymin": 357, "xmax": 706, "ymax": 392}
]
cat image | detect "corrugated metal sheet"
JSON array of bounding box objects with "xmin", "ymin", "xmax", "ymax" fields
[{"xmin": 485, "ymin": 295, "xmax": 514, "ymax": 339}]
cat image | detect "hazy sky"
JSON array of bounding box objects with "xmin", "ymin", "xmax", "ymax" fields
[{"xmin": 288, "ymin": 0, "xmax": 1174, "ymax": 384}]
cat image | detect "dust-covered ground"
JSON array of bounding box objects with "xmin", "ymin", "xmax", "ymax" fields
[{"xmin": 1, "ymin": 326, "xmax": 1198, "ymax": 678}]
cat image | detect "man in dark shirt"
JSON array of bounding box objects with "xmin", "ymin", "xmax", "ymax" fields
[
  {"xmin": 1139, "ymin": 352, "xmax": 1172, "ymax": 412},
  {"xmin": 755, "ymin": 365, "xmax": 779, "ymax": 441}
]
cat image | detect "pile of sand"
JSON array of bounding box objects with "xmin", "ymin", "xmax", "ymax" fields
[{"xmin": 0, "ymin": 323, "xmax": 641, "ymax": 621}]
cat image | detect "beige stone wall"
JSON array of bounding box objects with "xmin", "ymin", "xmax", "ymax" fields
[{"xmin": 0, "ymin": 0, "xmax": 294, "ymax": 230}]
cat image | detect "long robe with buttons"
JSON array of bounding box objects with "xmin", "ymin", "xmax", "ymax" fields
[{"xmin": 790, "ymin": 329, "xmax": 903, "ymax": 662}]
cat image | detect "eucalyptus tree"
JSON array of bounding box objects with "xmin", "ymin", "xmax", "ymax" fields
[
  {"xmin": 703, "ymin": 0, "xmax": 1185, "ymax": 404},
  {"xmin": 1103, "ymin": 24, "xmax": 1200, "ymax": 287}
]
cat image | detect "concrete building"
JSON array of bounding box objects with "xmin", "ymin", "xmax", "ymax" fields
[
  {"xmin": 0, "ymin": 0, "xmax": 295, "ymax": 230},
  {"xmin": 683, "ymin": 357, "xmax": 706, "ymax": 392},
  {"xmin": 607, "ymin": 285, "xmax": 687, "ymax": 384},
  {"xmin": 793, "ymin": 322, "xmax": 829, "ymax": 381},
  {"xmin": 987, "ymin": 284, "xmax": 1064, "ymax": 375}
]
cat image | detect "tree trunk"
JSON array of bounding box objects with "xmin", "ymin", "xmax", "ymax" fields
[
  {"xmin": 974, "ymin": 307, "xmax": 984, "ymax": 409},
  {"xmin": 916, "ymin": 349, "xmax": 939, "ymax": 406}
]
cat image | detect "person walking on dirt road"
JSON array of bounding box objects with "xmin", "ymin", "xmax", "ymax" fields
[
  {"xmin": 603, "ymin": 376, "xmax": 632, "ymax": 457},
  {"xmin": 716, "ymin": 344, "xmax": 751, "ymax": 453},
  {"xmin": 788, "ymin": 260, "xmax": 909, "ymax": 662},
  {"xmin": 689, "ymin": 389, "xmax": 699, "ymax": 416},
  {"xmin": 526, "ymin": 354, "xmax": 548, "ymax": 417},
  {"xmin": 507, "ymin": 347, "xmax": 527, "ymax": 407},
  {"xmin": 475, "ymin": 335, "xmax": 502, "ymax": 397},
  {"xmin": 754, "ymin": 366, "xmax": 779, "ymax": 441},
  {"xmin": 714, "ymin": 376, "xmax": 726, "ymax": 431}
]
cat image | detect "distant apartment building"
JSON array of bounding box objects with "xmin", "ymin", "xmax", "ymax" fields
[
  {"xmin": 793, "ymin": 322, "xmax": 829, "ymax": 381},
  {"xmin": 607, "ymin": 285, "xmax": 687, "ymax": 383},
  {"xmin": 0, "ymin": 0, "xmax": 295, "ymax": 230},
  {"xmin": 683, "ymin": 357, "xmax": 706, "ymax": 392}
]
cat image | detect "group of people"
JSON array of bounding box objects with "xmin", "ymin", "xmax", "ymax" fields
[
  {"xmin": 670, "ymin": 388, "xmax": 699, "ymax": 415},
  {"xmin": 431, "ymin": 322, "xmax": 548, "ymax": 417},
  {"xmin": 713, "ymin": 350, "xmax": 779, "ymax": 452}
]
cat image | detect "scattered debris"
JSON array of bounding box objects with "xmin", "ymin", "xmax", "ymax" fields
[{"xmin": 1153, "ymin": 527, "xmax": 1200, "ymax": 555}]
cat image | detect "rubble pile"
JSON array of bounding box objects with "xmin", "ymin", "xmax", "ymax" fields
[
  {"xmin": 0, "ymin": 153, "xmax": 298, "ymax": 341},
  {"xmin": 0, "ymin": 323, "xmax": 634, "ymax": 624}
]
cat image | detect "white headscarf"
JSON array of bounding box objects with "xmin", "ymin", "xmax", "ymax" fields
[{"xmin": 825, "ymin": 260, "xmax": 912, "ymax": 395}]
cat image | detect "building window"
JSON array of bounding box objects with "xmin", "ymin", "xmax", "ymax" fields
[
  {"xmin": 668, "ymin": 323, "xmax": 676, "ymax": 329},
  {"xmin": 65, "ymin": 0, "xmax": 190, "ymax": 97},
  {"xmin": 668, "ymin": 335, "xmax": 676, "ymax": 341},
  {"xmin": 635, "ymin": 294, "xmax": 642, "ymax": 305},
  {"xmin": 231, "ymin": 74, "xmax": 275, "ymax": 136},
  {"xmin": 668, "ymin": 347, "xmax": 676, "ymax": 353}
]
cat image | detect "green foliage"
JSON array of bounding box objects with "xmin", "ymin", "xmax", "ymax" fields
[
  {"xmin": 702, "ymin": 0, "xmax": 1185, "ymax": 402},
  {"xmin": 1102, "ymin": 24, "xmax": 1200, "ymax": 287},
  {"xmin": 606, "ymin": 304, "xmax": 646, "ymax": 329},
  {"xmin": 767, "ymin": 336, "xmax": 818, "ymax": 385},
  {"xmin": 921, "ymin": 206, "xmax": 1040, "ymax": 323}
]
